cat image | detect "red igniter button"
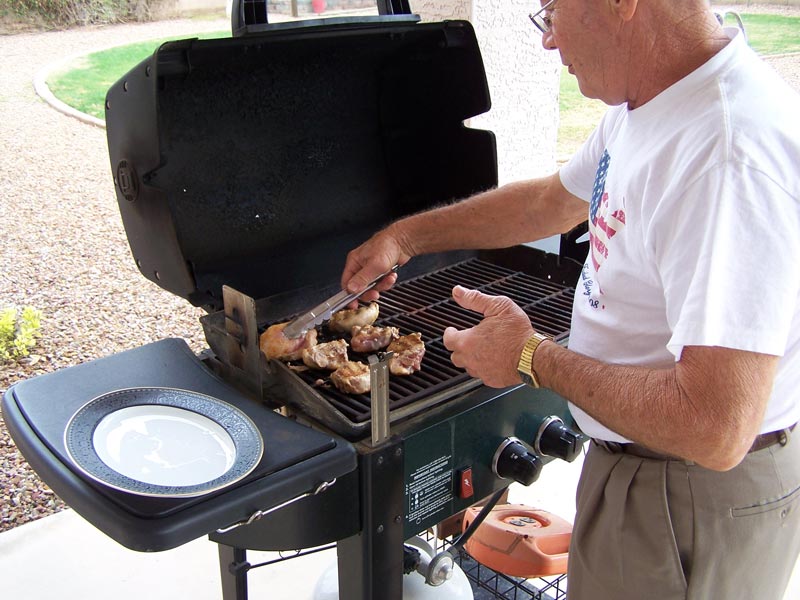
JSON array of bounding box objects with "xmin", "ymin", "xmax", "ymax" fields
[{"xmin": 458, "ymin": 467, "xmax": 474, "ymax": 499}]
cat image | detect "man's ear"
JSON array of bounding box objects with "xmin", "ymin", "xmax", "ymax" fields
[{"xmin": 609, "ymin": 0, "xmax": 639, "ymax": 22}]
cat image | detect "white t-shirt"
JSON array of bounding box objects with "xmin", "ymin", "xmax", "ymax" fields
[{"xmin": 559, "ymin": 28, "xmax": 800, "ymax": 442}]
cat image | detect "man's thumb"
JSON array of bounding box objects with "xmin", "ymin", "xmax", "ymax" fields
[{"xmin": 452, "ymin": 285, "xmax": 490, "ymax": 314}]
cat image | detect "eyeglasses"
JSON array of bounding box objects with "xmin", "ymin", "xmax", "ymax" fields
[{"xmin": 529, "ymin": 0, "xmax": 558, "ymax": 34}]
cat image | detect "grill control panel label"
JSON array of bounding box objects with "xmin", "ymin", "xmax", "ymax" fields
[{"xmin": 406, "ymin": 453, "xmax": 453, "ymax": 526}]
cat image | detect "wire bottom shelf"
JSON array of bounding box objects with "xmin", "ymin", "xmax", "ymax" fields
[{"xmin": 246, "ymin": 528, "xmax": 568, "ymax": 599}]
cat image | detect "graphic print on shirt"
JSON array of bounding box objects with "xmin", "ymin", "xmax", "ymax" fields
[{"xmin": 584, "ymin": 149, "xmax": 626, "ymax": 309}]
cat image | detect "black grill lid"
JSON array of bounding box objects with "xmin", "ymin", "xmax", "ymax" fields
[{"xmin": 106, "ymin": 19, "xmax": 497, "ymax": 312}]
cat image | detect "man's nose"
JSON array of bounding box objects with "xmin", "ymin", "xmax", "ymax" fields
[{"xmin": 541, "ymin": 30, "xmax": 557, "ymax": 50}]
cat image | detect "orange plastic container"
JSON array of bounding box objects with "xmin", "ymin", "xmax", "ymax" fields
[{"xmin": 462, "ymin": 504, "xmax": 572, "ymax": 578}]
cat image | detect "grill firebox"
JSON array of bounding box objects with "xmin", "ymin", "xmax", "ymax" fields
[
  {"xmin": 290, "ymin": 258, "xmax": 574, "ymax": 427},
  {"xmin": 200, "ymin": 250, "xmax": 579, "ymax": 440}
]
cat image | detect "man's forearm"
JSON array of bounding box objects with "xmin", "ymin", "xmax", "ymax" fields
[
  {"xmin": 534, "ymin": 341, "xmax": 773, "ymax": 470},
  {"xmin": 391, "ymin": 175, "xmax": 586, "ymax": 257},
  {"xmin": 536, "ymin": 342, "xmax": 687, "ymax": 453}
]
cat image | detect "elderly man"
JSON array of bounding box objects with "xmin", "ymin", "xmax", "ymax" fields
[{"xmin": 341, "ymin": 0, "xmax": 800, "ymax": 598}]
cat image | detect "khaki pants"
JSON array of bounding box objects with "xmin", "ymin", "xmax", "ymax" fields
[{"xmin": 567, "ymin": 434, "xmax": 800, "ymax": 600}]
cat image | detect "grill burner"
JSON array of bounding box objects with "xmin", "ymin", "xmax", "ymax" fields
[{"xmin": 274, "ymin": 257, "xmax": 574, "ymax": 431}]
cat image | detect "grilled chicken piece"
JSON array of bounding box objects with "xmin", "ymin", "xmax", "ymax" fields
[
  {"xmin": 350, "ymin": 325, "xmax": 400, "ymax": 353},
  {"xmin": 259, "ymin": 322, "xmax": 318, "ymax": 361},
  {"xmin": 388, "ymin": 332, "xmax": 425, "ymax": 376},
  {"xmin": 330, "ymin": 361, "xmax": 371, "ymax": 395},
  {"xmin": 328, "ymin": 302, "xmax": 379, "ymax": 333},
  {"xmin": 302, "ymin": 339, "xmax": 350, "ymax": 370}
]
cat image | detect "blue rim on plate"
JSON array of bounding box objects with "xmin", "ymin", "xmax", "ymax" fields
[{"xmin": 64, "ymin": 387, "xmax": 264, "ymax": 498}]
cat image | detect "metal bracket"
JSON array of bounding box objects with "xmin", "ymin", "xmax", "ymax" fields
[
  {"xmin": 215, "ymin": 479, "xmax": 336, "ymax": 534},
  {"xmin": 369, "ymin": 352, "xmax": 393, "ymax": 446},
  {"xmin": 222, "ymin": 285, "xmax": 262, "ymax": 396},
  {"xmin": 228, "ymin": 557, "xmax": 251, "ymax": 576}
]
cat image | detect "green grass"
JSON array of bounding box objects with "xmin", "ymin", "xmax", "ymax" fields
[
  {"xmin": 556, "ymin": 12, "xmax": 800, "ymax": 159},
  {"xmin": 734, "ymin": 13, "xmax": 800, "ymax": 55},
  {"xmin": 47, "ymin": 31, "xmax": 228, "ymax": 120},
  {"xmin": 47, "ymin": 12, "xmax": 800, "ymax": 155},
  {"xmin": 556, "ymin": 67, "xmax": 607, "ymax": 161}
]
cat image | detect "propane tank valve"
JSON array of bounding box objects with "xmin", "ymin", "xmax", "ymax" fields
[{"xmin": 419, "ymin": 550, "xmax": 455, "ymax": 586}]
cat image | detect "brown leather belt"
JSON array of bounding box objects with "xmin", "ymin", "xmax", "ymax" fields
[
  {"xmin": 592, "ymin": 424, "xmax": 796, "ymax": 463},
  {"xmin": 750, "ymin": 424, "xmax": 796, "ymax": 452}
]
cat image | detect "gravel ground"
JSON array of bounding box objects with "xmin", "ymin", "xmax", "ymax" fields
[
  {"xmin": 0, "ymin": 16, "xmax": 229, "ymax": 532},
  {"xmin": 2, "ymin": 6, "xmax": 799, "ymax": 534}
]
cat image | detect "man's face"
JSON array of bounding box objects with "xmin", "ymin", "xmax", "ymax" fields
[{"xmin": 539, "ymin": 0, "xmax": 629, "ymax": 106}]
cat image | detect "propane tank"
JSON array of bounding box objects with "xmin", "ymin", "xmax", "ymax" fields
[{"xmin": 313, "ymin": 538, "xmax": 473, "ymax": 600}]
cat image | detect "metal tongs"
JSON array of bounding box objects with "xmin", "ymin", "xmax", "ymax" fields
[{"xmin": 282, "ymin": 265, "xmax": 399, "ymax": 339}]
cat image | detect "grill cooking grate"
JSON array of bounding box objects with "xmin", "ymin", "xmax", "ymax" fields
[{"xmin": 292, "ymin": 258, "xmax": 574, "ymax": 424}]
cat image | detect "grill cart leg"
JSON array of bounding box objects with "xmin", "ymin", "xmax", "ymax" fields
[
  {"xmin": 336, "ymin": 439, "xmax": 405, "ymax": 600},
  {"xmin": 219, "ymin": 545, "xmax": 250, "ymax": 600}
]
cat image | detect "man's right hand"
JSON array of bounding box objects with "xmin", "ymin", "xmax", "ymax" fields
[{"xmin": 341, "ymin": 224, "xmax": 413, "ymax": 302}]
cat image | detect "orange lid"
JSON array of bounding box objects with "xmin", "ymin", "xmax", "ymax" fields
[{"xmin": 462, "ymin": 504, "xmax": 572, "ymax": 578}]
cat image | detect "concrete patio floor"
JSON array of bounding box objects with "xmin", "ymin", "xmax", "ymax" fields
[
  {"xmin": 2, "ymin": 456, "xmax": 799, "ymax": 600},
  {"xmin": 0, "ymin": 458, "xmax": 583, "ymax": 599}
]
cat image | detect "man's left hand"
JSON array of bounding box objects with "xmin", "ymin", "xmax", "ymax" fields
[{"xmin": 442, "ymin": 285, "xmax": 534, "ymax": 388}]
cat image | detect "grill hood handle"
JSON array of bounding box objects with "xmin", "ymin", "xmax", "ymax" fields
[{"xmin": 230, "ymin": 0, "xmax": 419, "ymax": 38}]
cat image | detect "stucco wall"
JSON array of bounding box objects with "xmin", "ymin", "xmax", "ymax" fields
[{"xmin": 415, "ymin": 0, "xmax": 561, "ymax": 184}]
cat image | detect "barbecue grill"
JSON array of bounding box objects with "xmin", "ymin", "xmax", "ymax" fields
[{"xmin": 2, "ymin": 2, "xmax": 588, "ymax": 598}]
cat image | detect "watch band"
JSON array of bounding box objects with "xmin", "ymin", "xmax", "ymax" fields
[{"xmin": 517, "ymin": 332, "xmax": 549, "ymax": 388}]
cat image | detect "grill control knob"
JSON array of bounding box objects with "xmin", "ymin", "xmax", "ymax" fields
[
  {"xmin": 492, "ymin": 437, "xmax": 543, "ymax": 486},
  {"xmin": 534, "ymin": 416, "xmax": 583, "ymax": 463}
]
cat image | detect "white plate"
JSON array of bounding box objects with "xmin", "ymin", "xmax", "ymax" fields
[{"xmin": 64, "ymin": 388, "xmax": 263, "ymax": 498}]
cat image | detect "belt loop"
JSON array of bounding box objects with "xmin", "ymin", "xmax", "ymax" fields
[{"xmin": 779, "ymin": 428, "xmax": 790, "ymax": 447}]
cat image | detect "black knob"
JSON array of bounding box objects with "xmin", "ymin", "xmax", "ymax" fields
[
  {"xmin": 492, "ymin": 438, "xmax": 543, "ymax": 486},
  {"xmin": 535, "ymin": 416, "xmax": 583, "ymax": 463}
]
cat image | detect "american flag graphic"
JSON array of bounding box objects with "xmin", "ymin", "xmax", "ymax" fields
[{"xmin": 588, "ymin": 149, "xmax": 625, "ymax": 272}]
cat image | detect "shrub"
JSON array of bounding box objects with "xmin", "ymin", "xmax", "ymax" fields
[
  {"xmin": 5, "ymin": 0, "xmax": 168, "ymax": 29},
  {"xmin": 0, "ymin": 306, "xmax": 43, "ymax": 362}
]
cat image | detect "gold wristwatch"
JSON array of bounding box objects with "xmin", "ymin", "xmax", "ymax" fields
[{"xmin": 517, "ymin": 332, "xmax": 549, "ymax": 388}]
